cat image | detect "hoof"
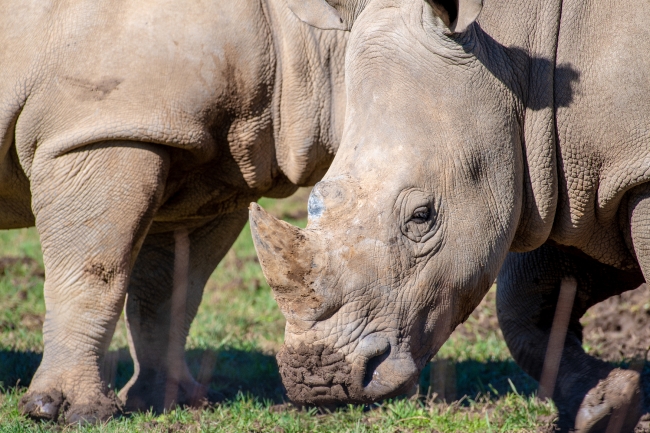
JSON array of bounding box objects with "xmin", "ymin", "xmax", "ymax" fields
[
  {"xmin": 64, "ymin": 398, "xmax": 121, "ymax": 425},
  {"xmin": 20, "ymin": 389, "xmax": 121, "ymax": 424},
  {"xmin": 574, "ymin": 369, "xmax": 642, "ymax": 433},
  {"xmin": 20, "ymin": 390, "xmax": 65, "ymax": 421}
]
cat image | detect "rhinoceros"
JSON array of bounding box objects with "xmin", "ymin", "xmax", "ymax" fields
[
  {"xmin": 0, "ymin": 0, "xmax": 347, "ymax": 424},
  {"xmin": 250, "ymin": 0, "xmax": 650, "ymax": 431}
]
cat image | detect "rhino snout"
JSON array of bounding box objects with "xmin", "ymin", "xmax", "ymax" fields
[
  {"xmin": 277, "ymin": 336, "xmax": 419, "ymax": 405},
  {"xmin": 355, "ymin": 335, "xmax": 419, "ymax": 398}
]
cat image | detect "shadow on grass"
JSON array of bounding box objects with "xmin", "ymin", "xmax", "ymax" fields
[
  {"xmin": 0, "ymin": 348, "xmax": 536, "ymax": 404},
  {"xmin": 0, "ymin": 347, "xmax": 286, "ymax": 403},
  {"xmin": 10, "ymin": 348, "xmax": 650, "ymax": 409},
  {"xmin": 186, "ymin": 348, "xmax": 285, "ymax": 402},
  {"xmin": 0, "ymin": 350, "xmax": 41, "ymax": 389},
  {"xmin": 420, "ymin": 359, "xmax": 538, "ymax": 401}
]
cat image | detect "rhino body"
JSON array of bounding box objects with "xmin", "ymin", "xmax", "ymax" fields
[
  {"xmin": 250, "ymin": 0, "xmax": 650, "ymax": 431},
  {"xmin": 0, "ymin": 0, "xmax": 346, "ymax": 423}
]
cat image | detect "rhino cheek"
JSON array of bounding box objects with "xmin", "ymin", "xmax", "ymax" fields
[{"xmin": 418, "ymin": 295, "xmax": 455, "ymax": 358}]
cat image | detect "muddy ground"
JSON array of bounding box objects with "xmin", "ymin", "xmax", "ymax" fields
[
  {"xmin": 582, "ymin": 283, "xmax": 650, "ymax": 433},
  {"xmin": 452, "ymin": 282, "xmax": 650, "ymax": 363},
  {"xmin": 581, "ymin": 283, "xmax": 650, "ymax": 363},
  {"xmin": 452, "ymin": 283, "xmax": 650, "ymax": 432}
]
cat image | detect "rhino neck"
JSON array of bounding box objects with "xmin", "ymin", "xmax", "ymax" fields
[
  {"xmin": 478, "ymin": 0, "xmax": 563, "ymax": 252},
  {"xmin": 263, "ymin": 0, "xmax": 348, "ymax": 187}
]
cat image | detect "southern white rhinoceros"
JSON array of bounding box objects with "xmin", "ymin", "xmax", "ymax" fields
[
  {"xmin": 0, "ymin": 0, "xmax": 347, "ymax": 424},
  {"xmin": 250, "ymin": 0, "xmax": 649, "ymax": 431}
]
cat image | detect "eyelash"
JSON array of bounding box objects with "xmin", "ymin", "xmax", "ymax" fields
[{"xmin": 411, "ymin": 207, "xmax": 430, "ymax": 222}]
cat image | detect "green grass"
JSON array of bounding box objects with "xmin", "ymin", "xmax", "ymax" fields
[
  {"xmin": 0, "ymin": 388, "xmax": 555, "ymax": 433},
  {"xmin": 0, "ymin": 189, "xmax": 557, "ymax": 432}
]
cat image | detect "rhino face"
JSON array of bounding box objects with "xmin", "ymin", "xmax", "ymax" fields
[{"xmin": 250, "ymin": 0, "xmax": 524, "ymax": 404}]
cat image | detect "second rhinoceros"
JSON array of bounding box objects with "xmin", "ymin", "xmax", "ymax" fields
[
  {"xmin": 0, "ymin": 0, "xmax": 347, "ymax": 424},
  {"xmin": 250, "ymin": 0, "xmax": 650, "ymax": 431}
]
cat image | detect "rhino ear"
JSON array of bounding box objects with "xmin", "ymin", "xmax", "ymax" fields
[
  {"xmin": 286, "ymin": 0, "xmax": 350, "ymax": 31},
  {"xmin": 427, "ymin": 0, "xmax": 483, "ymax": 34}
]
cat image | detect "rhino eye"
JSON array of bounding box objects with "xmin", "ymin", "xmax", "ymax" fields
[
  {"xmin": 399, "ymin": 190, "xmax": 438, "ymax": 244},
  {"xmin": 410, "ymin": 206, "xmax": 430, "ymax": 223}
]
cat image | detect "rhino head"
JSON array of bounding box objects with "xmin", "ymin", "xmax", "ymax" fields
[{"xmin": 251, "ymin": 0, "xmax": 540, "ymax": 404}]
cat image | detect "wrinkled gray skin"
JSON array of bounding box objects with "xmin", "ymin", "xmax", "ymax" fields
[
  {"xmin": 0, "ymin": 0, "xmax": 346, "ymax": 424},
  {"xmin": 250, "ymin": 0, "xmax": 650, "ymax": 431}
]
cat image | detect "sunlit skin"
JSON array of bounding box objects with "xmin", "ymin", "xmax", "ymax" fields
[{"xmin": 252, "ymin": 0, "xmax": 650, "ymax": 431}]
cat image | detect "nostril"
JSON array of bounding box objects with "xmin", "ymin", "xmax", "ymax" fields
[{"xmin": 363, "ymin": 346, "xmax": 391, "ymax": 387}]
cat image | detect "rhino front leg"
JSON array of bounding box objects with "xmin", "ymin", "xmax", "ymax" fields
[
  {"xmin": 497, "ymin": 244, "xmax": 644, "ymax": 433},
  {"xmin": 118, "ymin": 210, "xmax": 248, "ymax": 413},
  {"xmin": 20, "ymin": 141, "xmax": 169, "ymax": 424}
]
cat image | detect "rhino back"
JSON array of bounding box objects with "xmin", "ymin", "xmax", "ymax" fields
[
  {"xmin": 549, "ymin": 0, "xmax": 650, "ymax": 269},
  {"xmin": 7, "ymin": 0, "xmax": 275, "ymax": 179}
]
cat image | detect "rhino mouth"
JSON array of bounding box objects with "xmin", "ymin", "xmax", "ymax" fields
[
  {"xmin": 276, "ymin": 343, "xmax": 417, "ymax": 405},
  {"xmin": 277, "ymin": 343, "xmax": 354, "ymax": 405}
]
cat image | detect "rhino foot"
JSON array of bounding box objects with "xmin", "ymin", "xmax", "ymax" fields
[
  {"xmin": 20, "ymin": 390, "xmax": 65, "ymax": 421},
  {"xmin": 20, "ymin": 388, "xmax": 121, "ymax": 425},
  {"xmin": 573, "ymin": 368, "xmax": 642, "ymax": 433},
  {"xmin": 120, "ymin": 376, "xmax": 209, "ymax": 414}
]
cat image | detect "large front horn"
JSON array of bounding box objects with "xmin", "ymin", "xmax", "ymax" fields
[{"xmin": 249, "ymin": 203, "xmax": 335, "ymax": 321}]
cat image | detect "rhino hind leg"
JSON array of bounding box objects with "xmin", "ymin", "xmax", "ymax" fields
[
  {"xmin": 118, "ymin": 210, "xmax": 248, "ymax": 413},
  {"xmin": 497, "ymin": 244, "xmax": 644, "ymax": 433},
  {"xmin": 19, "ymin": 141, "xmax": 169, "ymax": 424}
]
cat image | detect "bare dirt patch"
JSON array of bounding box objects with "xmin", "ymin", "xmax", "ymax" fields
[
  {"xmin": 581, "ymin": 283, "xmax": 650, "ymax": 362},
  {"xmin": 448, "ymin": 283, "xmax": 650, "ymax": 431},
  {"xmin": 581, "ymin": 283, "xmax": 650, "ymax": 432},
  {"xmin": 452, "ymin": 282, "xmax": 650, "ymax": 364}
]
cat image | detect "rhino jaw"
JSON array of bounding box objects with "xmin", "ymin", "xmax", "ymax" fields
[{"xmin": 249, "ymin": 202, "xmax": 337, "ymax": 322}]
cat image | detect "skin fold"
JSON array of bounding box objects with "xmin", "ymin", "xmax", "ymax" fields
[
  {"xmin": 0, "ymin": 0, "xmax": 347, "ymax": 424},
  {"xmin": 249, "ymin": 0, "xmax": 650, "ymax": 431}
]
